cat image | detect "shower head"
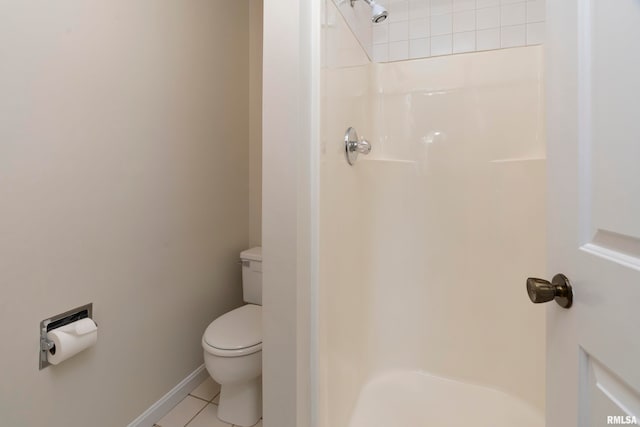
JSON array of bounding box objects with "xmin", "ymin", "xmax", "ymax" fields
[
  {"xmin": 350, "ymin": 0, "xmax": 389, "ymax": 23},
  {"xmin": 369, "ymin": 2, "xmax": 389, "ymax": 23}
]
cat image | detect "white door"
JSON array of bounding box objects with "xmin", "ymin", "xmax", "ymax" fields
[{"xmin": 545, "ymin": 0, "xmax": 640, "ymax": 426}]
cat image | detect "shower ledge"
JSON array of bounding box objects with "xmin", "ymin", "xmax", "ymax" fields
[
  {"xmin": 348, "ymin": 370, "xmax": 543, "ymax": 427},
  {"xmin": 490, "ymin": 157, "xmax": 546, "ymax": 163}
]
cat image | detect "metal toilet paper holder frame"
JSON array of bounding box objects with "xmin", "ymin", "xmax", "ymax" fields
[{"xmin": 39, "ymin": 303, "xmax": 94, "ymax": 370}]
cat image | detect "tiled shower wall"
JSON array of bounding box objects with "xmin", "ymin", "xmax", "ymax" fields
[{"xmin": 333, "ymin": 0, "xmax": 545, "ymax": 62}]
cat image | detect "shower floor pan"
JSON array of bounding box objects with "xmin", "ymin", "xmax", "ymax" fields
[{"xmin": 348, "ymin": 370, "xmax": 543, "ymax": 427}]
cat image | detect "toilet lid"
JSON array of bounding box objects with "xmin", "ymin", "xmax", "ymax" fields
[{"xmin": 203, "ymin": 304, "xmax": 262, "ymax": 350}]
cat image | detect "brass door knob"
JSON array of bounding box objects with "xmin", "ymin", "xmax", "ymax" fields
[{"xmin": 526, "ymin": 274, "xmax": 573, "ymax": 309}]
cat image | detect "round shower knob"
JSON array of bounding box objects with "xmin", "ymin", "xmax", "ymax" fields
[
  {"xmin": 344, "ymin": 127, "xmax": 372, "ymax": 165},
  {"xmin": 526, "ymin": 274, "xmax": 573, "ymax": 308}
]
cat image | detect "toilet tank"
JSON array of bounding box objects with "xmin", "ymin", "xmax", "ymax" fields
[{"xmin": 240, "ymin": 247, "xmax": 262, "ymax": 305}]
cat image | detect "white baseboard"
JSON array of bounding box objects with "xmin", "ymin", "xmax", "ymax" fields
[{"xmin": 127, "ymin": 364, "xmax": 209, "ymax": 427}]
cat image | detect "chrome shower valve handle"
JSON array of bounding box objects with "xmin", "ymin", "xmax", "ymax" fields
[
  {"xmin": 353, "ymin": 138, "xmax": 371, "ymax": 154},
  {"xmin": 344, "ymin": 127, "xmax": 372, "ymax": 165}
]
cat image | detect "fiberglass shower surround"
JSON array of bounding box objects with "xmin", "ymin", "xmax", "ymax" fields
[{"xmin": 319, "ymin": 1, "xmax": 546, "ymax": 426}]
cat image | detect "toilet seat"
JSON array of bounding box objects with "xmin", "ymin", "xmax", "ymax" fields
[{"xmin": 203, "ymin": 304, "xmax": 262, "ymax": 357}]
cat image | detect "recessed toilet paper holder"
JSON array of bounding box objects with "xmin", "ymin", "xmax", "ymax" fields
[{"xmin": 39, "ymin": 303, "xmax": 94, "ymax": 370}]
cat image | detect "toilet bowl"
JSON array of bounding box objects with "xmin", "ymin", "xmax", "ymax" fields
[{"xmin": 202, "ymin": 248, "xmax": 262, "ymax": 427}]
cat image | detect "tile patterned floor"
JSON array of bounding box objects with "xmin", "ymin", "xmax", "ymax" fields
[{"xmin": 154, "ymin": 377, "xmax": 262, "ymax": 427}]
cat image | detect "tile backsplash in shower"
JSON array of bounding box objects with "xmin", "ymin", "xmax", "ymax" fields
[{"xmin": 333, "ymin": 0, "xmax": 545, "ymax": 63}]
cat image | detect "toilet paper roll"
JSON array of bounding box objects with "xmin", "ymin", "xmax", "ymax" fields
[{"xmin": 47, "ymin": 318, "xmax": 98, "ymax": 365}]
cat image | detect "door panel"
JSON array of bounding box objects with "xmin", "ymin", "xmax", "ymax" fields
[
  {"xmin": 582, "ymin": 351, "xmax": 640, "ymax": 427},
  {"xmin": 547, "ymin": 0, "xmax": 640, "ymax": 426},
  {"xmin": 590, "ymin": 0, "xmax": 640, "ymax": 247}
]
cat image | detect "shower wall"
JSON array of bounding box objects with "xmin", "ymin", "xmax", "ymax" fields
[
  {"xmin": 320, "ymin": 1, "xmax": 546, "ymax": 426},
  {"xmin": 319, "ymin": 3, "xmax": 373, "ymax": 426},
  {"xmin": 333, "ymin": 0, "xmax": 546, "ymax": 62},
  {"xmin": 362, "ymin": 46, "xmax": 546, "ymax": 406}
]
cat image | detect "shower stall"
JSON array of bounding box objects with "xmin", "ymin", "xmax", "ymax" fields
[{"xmin": 317, "ymin": 1, "xmax": 547, "ymax": 425}]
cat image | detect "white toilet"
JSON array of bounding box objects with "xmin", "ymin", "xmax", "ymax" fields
[{"xmin": 202, "ymin": 247, "xmax": 262, "ymax": 427}]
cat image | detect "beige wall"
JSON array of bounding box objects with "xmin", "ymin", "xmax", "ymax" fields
[
  {"xmin": 262, "ymin": 0, "xmax": 298, "ymax": 422},
  {"xmin": 262, "ymin": 0, "xmax": 316, "ymax": 425},
  {"xmin": 0, "ymin": 1, "xmax": 252, "ymax": 426},
  {"xmin": 249, "ymin": 0, "xmax": 263, "ymax": 247}
]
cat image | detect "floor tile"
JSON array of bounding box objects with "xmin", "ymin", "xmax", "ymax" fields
[
  {"xmin": 190, "ymin": 377, "xmax": 221, "ymax": 401},
  {"xmin": 186, "ymin": 403, "xmax": 232, "ymax": 427},
  {"xmin": 156, "ymin": 396, "xmax": 208, "ymax": 427},
  {"xmin": 212, "ymin": 393, "xmax": 220, "ymax": 405}
]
